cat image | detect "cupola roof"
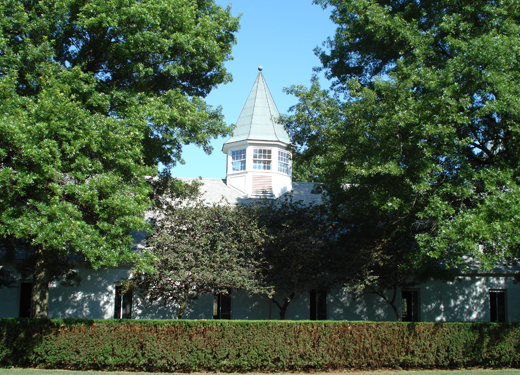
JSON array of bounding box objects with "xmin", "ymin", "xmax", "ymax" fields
[{"xmin": 223, "ymin": 67, "xmax": 291, "ymax": 147}]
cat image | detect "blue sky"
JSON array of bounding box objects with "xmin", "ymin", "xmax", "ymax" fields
[{"xmin": 169, "ymin": 0, "xmax": 336, "ymax": 179}]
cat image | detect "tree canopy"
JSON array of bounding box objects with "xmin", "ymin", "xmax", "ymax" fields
[
  {"xmin": 127, "ymin": 187, "xmax": 267, "ymax": 319},
  {"xmin": 0, "ymin": 0, "xmax": 240, "ymax": 317},
  {"xmin": 283, "ymin": 0, "xmax": 520, "ymax": 270},
  {"xmin": 331, "ymin": 186, "xmax": 454, "ymax": 321},
  {"xmin": 248, "ymin": 196, "xmax": 342, "ymax": 320},
  {"xmin": 2, "ymin": 0, "xmax": 239, "ymax": 169}
]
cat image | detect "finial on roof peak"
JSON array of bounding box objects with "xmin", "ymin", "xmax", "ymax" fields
[{"xmin": 258, "ymin": 66, "xmax": 263, "ymax": 71}]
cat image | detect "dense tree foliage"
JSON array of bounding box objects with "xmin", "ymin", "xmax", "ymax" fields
[
  {"xmin": 0, "ymin": 0, "xmax": 239, "ymax": 317},
  {"xmin": 331, "ymin": 187, "xmax": 454, "ymax": 320},
  {"xmin": 249, "ymin": 196, "xmax": 342, "ymax": 320},
  {"xmin": 127, "ymin": 187, "xmax": 266, "ymax": 318},
  {"xmin": 283, "ymin": 0, "xmax": 520, "ymax": 270},
  {"xmin": 128, "ymin": 193, "xmax": 342, "ymax": 320}
]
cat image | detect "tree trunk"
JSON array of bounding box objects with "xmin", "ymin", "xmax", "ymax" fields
[
  {"xmin": 388, "ymin": 288, "xmax": 402, "ymax": 322},
  {"xmin": 272, "ymin": 293, "xmax": 295, "ymax": 320},
  {"xmin": 178, "ymin": 300, "xmax": 186, "ymax": 319},
  {"xmin": 31, "ymin": 245, "xmax": 50, "ymax": 318},
  {"xmin": 389, "ymin": 300, "xmax": 402, "ymax": 322},
  {"xmin": 385, "ymin": 288, "xmax": 402, "ymax": 322},
  {"xmin": 375, "ymin": 287, "xmax": 402, "ymax": 321}
]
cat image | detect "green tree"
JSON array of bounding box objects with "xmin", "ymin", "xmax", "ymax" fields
[
  {"xmin": 330, "ymin": 185, "xmax": 454, "ymax": 321},
  {"xmin": 283, "ymin": 0, "xmax": 520, "ymax": 270},
  {"xmin": 127, "ymin": 189, "xmax": 266, "ymax": 319},
  {"xmin": 0, "ymin": 0, "xmax": 239, "ymax": 317},
  {"xmin": 249, "ymin": 196, "xmax": 341, "ymax": 320}
]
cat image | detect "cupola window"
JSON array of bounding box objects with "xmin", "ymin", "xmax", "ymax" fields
[
  {"xmin": 278, "ymin": 150, "xmax": 290, "ymax": 174},
  {"xmin": 232, "ymin": 149, "xmax": 246, "ymax": 171},
  {"xmin": 253, "ymin": 148, "xmax": 271, "ymax": 170}
]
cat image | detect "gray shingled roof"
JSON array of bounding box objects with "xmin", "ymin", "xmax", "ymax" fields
[
  {"xmin": 178, "ymin": 178, "xmax": 321, "ymax": 205},
  {"xmin": 223, "ymin": 69, "xmax": 291, "ymax": 146}
]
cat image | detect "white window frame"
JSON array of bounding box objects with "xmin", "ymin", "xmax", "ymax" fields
[
  {"xmin": 231, "ymin": 149, "xmax": 246, "ymax": 171},
  {"xmin": 253, "ymin": 148, "xmax": 272, "ymax": 170},
  {"xmin": 278, "ymin": 150, "xmax": 290, "ymax": 174}
]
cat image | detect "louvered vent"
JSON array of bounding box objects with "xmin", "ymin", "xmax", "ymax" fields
[{"xmin": 252, "ymin": 175, "xmax": 273, "ymax": 197}]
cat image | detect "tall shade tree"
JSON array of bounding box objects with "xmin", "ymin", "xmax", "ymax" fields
[
  {"xmin": 248, "ymin": 196, "xmax": 342, "ymax": 320},
  {"xmin": 283, "ymin": 0, "xmax": 520, "ymax": 270},
  {"xmin": 127, "ymin": 189, "xmax": 267, "ymax": 319},
  {"xmin": 331, "ymin": 186, "xmax": 455, "ymax": 321},
  {"xmin": 0, "ymin": 0, "xmax": 240, "ymax": 317}
]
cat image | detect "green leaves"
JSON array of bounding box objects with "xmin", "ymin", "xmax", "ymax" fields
[
  {"xmin": 130, "ymin": 191, "xmax": 267, "ymax": 317},
  {"xmin": 1, "ymin": 0, "xmax": 238, "ymax": 169},
  {"xmin": 0, "ymin": 58, "xmax": 152, "ymax": 263},
  {"xmin": 248, "ymin": 196, "xmax": 343, "ymax": 318},
  {"xmin": 286, "ymin": 0, "xmax": 520, "ymax": 269},
  {"xmin": 0, "ymin": 0, "xmax": 240, "ymax": 316}
]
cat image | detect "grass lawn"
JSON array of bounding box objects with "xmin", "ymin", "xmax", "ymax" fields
[{"xmin": 0, "ymin": 369, "xmax": 519, "ymax": 375}]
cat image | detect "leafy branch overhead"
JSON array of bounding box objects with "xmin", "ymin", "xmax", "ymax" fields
[
  {"xmin": 283, "ymin": 0, "xmax": 520, "ymax": 269},
  {"xmin": 0, "ymin": 0, "xmax": 240, "ymax": 317}
]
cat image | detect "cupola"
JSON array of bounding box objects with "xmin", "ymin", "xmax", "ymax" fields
[{"xmin": 222, "ymin": 67, "xmax": 292, "ymax": 198}]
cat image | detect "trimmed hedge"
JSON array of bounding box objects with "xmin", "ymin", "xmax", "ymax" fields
[{"xmin": 0, "ymin": 319, "xmax": 519, "ymax": 371}]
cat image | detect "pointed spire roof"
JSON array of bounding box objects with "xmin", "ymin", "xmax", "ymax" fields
[{"xmin": 223, "ymin": 67, "xmax": 291, "ymax": 146}]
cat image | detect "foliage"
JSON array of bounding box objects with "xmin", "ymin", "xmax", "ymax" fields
[
  {"xmin": 0, "ymin": 238, "xmax": 81, "ymax": 290},
  {"xmin": 2, "ymin": 369, "xmax": 520, "ymax": 375},
  {"xmin": 0, "ymin": 0, "xmax": 239, "ymax": 317},
  {"xmin": 0, "ymin": 53, "xmax": 153, "ymax": 316},
  {"xmin": 247, "ymin": 196, "xmax": 342, "ymax": 319},
  {"xmin": 2, "ymin": 0, "xmax": 239, "ymax": 169},
  {"xmin": 127, "ymin": 186, "xmax": 267, "ymax": 318},
  {"xmin": 325, "ymin": 185, "xmax": 455, "ymax": 321},
  {"xmin": 1, "ymin": 319, "xmax": 520, "ymax": 371},
  {"xmin": 283, "ymin": 0, "xmax": 520, "ymax": 270}
]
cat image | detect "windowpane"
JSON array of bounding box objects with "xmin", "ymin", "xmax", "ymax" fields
[
  {"xmin": 278, "ymin": 150, "xmax": 289, "ymax": 164},
  {"xmin": 490, "ymin": 290, "xmax": 506, "ymax": 322},
  {"xmin": 318, "ymin": 290, "xmax": 327, "ymax": 320},
  {"xmin": 232, "ymin": 149, "xmax": 246, "ymax": 171},
  {"xmin": 278, "ymin": 162, "xmax": 289, "ymax": 174},
  {"xmin": 213, "ymin": 289, "xmax": 232, "ymax": 319},
  {"xmin": 115, "ymin": 285, "xmax": 133, "ymax": 319},
  {"xmin": 402, "ymin": 290, "xmax": 419, "ymax": 322},
  {"xmin": 19, "ymin": 282, "xmax": 32, "ymax": 318},
  {"xmin": 310, "ymin": 289, "xmax": 327, "ymax": 320},
  {"xmin": 278, "ymin": 150, "xmax": 290, "ymax": 174},
  {"xmin": 233, "ymin": 161, "xmax": 245, "ymax": 171},
  {"xmin": 253, "ymin": 149, "xmax": 271, "ymax": 160},
  {"xmin": 252, "ymin": 149, "xmax": 272, "ymax": 170},
  {"xmin": 122, "ymin": 290, "xmax": 133, "ymax": 319},
  {"xmin": 253, "ymin": 160, "xmax": 271, "ymax": 170}
]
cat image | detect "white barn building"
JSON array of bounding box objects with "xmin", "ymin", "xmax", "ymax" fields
[{"xmin": 1, "ymin": 68, "xmax": 519, "ymax": 322}]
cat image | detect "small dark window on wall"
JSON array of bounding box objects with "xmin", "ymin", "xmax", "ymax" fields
[
  {"xmin": 213, "ymin": 290, "xmax": 232, "ymax": 319},
  {"xmin": 490, "ymin": 290, "xmax": 506, "ymax": 322},
  {"xmin": 114, "ymin": 285, "xmax": 133, "ymax": 319},
  {"xmin": 310, "ymin": 290, "xmax": 327, "ymax": 320},
  {"xmin": 19, "ymin": 282, "xmax": 33, "ymax": 318},
  {"xmin": 401, "ymin": 290, "xmax": 419, "ymax": 322}
]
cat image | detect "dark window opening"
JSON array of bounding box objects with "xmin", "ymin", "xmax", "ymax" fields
[
  {"xmin": 114, "ymin": 285, "xmax": 133, "ymax": 319},
  {"xmin": 490, "ymin": 290, "xmax": 506, "ymax": 322},
  {"xmin": 402, "ymin": 290, "xmax": 419, "ymax": 322},
  {"xmin": 213, "ymin": 289, "xmax": 232, "ymax": 319},
  {"xmin": 310, "ymin": 289, "xmax": 327, "ymax": 320},
  {"xmin": 19, "ymin": 282, "xmax": 33, "ymax": 318}
]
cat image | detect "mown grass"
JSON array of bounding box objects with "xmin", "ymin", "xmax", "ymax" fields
[{"xmin": 0, "ymin": 369, "xmax": 519, "ymax": 375}]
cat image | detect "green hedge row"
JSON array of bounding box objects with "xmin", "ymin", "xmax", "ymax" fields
[{"xmin": 0, "ymin": 319, "xmax": 519, "ymax": 371}]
